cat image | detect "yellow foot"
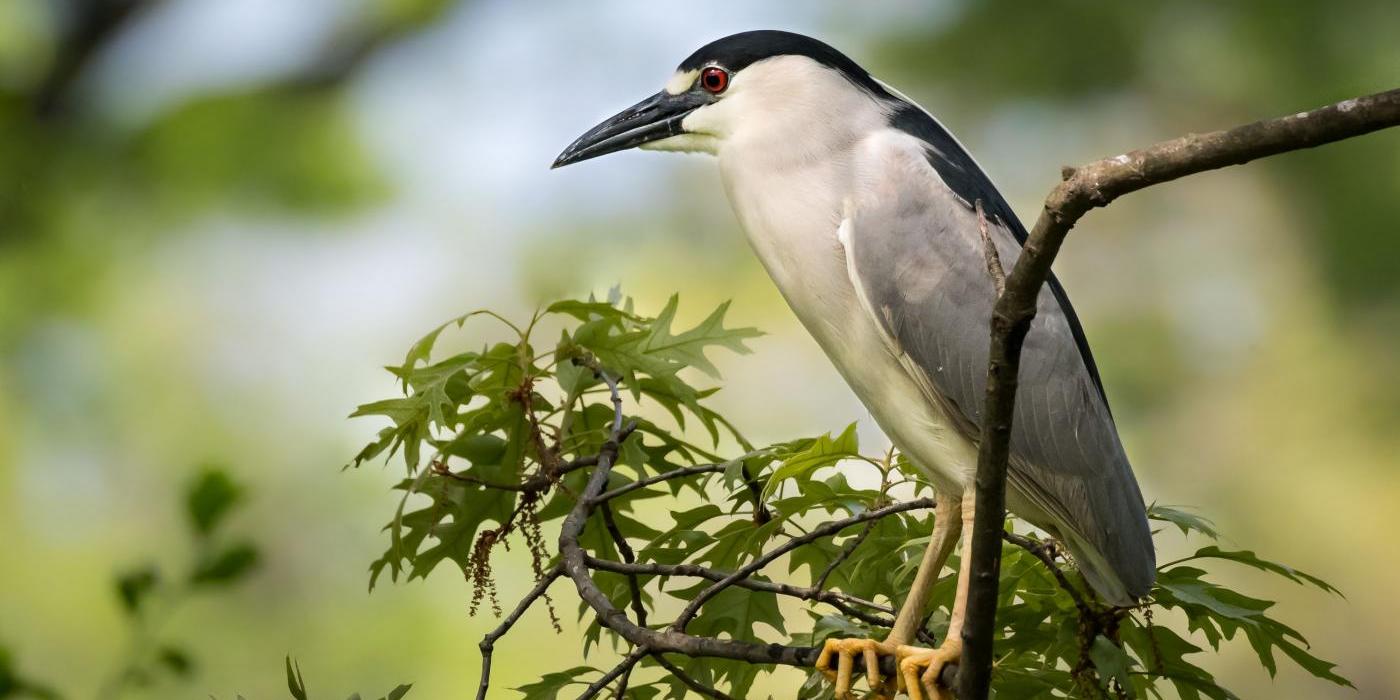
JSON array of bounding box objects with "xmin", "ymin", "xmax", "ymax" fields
[
  {"xmin": 894, "ymin": 642, "xmax": 961, "ymax": 700},
  {"xmin": 814, "ymin": 637, "xmax": 896, "ymax": 699}
]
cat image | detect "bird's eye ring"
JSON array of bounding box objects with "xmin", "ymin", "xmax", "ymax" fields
[{"xmin": 700, "ymin": 67, "xmax": 729, "ymax": 94}]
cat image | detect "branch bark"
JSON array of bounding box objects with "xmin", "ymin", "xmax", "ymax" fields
[{"xmin": 957, "ymin": 87, "xmax": 1400, "ymax": 699}]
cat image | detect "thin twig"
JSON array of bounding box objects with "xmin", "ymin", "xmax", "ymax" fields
[
  {"xmin": 576, "ymin": 647, "xmax": 647, "ymax": 700},
  {"xmin": 599, "ymin": 502, "xmax": 646, "ymax": 697},
  {"xmin": 671, "ymin": 499, "xmax": 936, "ymax": 633},
  {"xmin": 585, "ymin": 557, "xmax": 896, "ymax": 628},
  {"xmin": 476, "ymin": 564, "xmax": 564, "ymax": 700},
  {"xmin": 651, "ymin": 654, "xmax": 738, "ymax": 700},
  {"xmin": 590, "ymin": 463, "xmax": 726, "ymax": 504},
  {"xmin": 814, "ymin": 519, "xmax": 877, "ymax": 591},
  {"xmin": 1002, "ymin": 531, "xmax": 1090, "ymax": 615}
]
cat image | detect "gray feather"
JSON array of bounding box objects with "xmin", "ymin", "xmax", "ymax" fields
[{"xmin": 845, "ymin": 133, "xmax": 1155, "ymax": 604}]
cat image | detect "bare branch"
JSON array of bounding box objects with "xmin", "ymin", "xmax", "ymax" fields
[
  {"xmin": 669, "ymin": 499, "xmax": 936, "ymax": 634},
  {"xmin": 1002, "ymin": 531, "xmax": 1090, "ymax": 616},
  {"xmin": 585, "ymin": 557, "xmax": 897, "ymax": 628},
  {"xmin": 476, "ymin": 564, "xmax": 564, "ymax": 700},
  {"xmin": 814, "ymin": 518, "xmax": 875, "ymax": 592},
  {"xmin": 576, "ymin": 647, "xmax": 646, "ymax": 700},
  {"xmin": 599, "ymin": 501, "xmax": 646, "ymax": 696},
  {"xmin": 590, "ymin": 463, "xmax": 725, "ymax": 504},
  {"xmin": 958, "ymin": 87, "xmax": 1400, "ymax": 699},
  {"xmin": 651, "ymin": 654, "xmax": 738, "ymax": 700}
]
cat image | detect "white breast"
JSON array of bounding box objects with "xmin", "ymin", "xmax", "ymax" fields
[{"xmin": 717, "ymin": 129, "xmax": 979, "ymax": 492}]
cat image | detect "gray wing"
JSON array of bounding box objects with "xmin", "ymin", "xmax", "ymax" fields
[{"xmin": 844, "ymin": 130, "xmax": 1155, "ymax": 603}]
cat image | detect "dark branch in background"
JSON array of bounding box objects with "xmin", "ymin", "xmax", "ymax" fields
[
  {"xmin": 33, "ymin": 0, "xmax": 161, "ymax": 119},
  {"xmin": 28, "ymin": 0, "xmax": 463, "ymax": 121},
  {"xmin": 957, "ymin": 87, "xmax": 1400, "ymax": 699}
]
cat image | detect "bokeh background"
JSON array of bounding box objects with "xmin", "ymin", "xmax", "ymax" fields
[{"xmin": 2, "ymin": 1, "xmax": 1398, "ymax": 697}]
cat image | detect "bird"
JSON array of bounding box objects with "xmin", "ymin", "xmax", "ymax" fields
[{"xmin": 553, "ymin": 30, "xmax": 1155, "ymax": 700}]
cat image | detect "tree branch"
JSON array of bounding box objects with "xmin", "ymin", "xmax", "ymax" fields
[
  {"xmin": 957, "ymin": 87, "xmax": 1400, "ymax": 699},
  {"xmin": 599, "ymin": 501, "xmax": 645, "ymax": 697},
  {"xmin": 589, "ymin": 463, "xmax": 725, "ymax": 504},
  {"xmin": 651, "ymin": 654, "xmax": 738, "ymax": 700},
  {"xmin": 475, "ymin": 564, "xmax": 563, "ymax": 700},
  {"xmin": 576, "ymin": 647, "xmax": 646, "ymax": 700},
  {"xmin": 584, "ymin": 557, "xmax": 897, "ymax": 629}
]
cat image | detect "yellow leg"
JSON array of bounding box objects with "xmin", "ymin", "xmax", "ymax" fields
[
  {"xmin": 815, "ymin": 491, "xmax": 962, "ymax": 699},
  {"xmin": 894, "ymin": 489, "xmax": 975, "ymax": 700}
]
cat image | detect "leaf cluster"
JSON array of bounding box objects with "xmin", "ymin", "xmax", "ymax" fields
[{"xmin": 353, "ymin": 294, "xmax": 1351, "ymax": 699}]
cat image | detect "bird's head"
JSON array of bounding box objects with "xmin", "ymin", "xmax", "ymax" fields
[{"xmin": 552, "ymin": 30, "xmax": 892, "ymax": 168}]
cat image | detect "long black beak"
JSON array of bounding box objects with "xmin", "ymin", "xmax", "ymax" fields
[{"xmin": 552, "ymin": 90, "xmax": 706, "ymax": 168}]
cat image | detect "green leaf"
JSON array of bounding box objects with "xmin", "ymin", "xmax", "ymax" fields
[
  {"xmin": 513, "ymin": 666, "xmax": 597, "ymax": 700},
  {"xmin": 682, "ymin": 583, "xmax": 785, "ymax": 643},
  {"xmin": 115, "ymin": 565, "xmax": 160, "ymax": 616},
  {"xmin": 762, "ymin": 423, "xmax": 859, "ymax": 499},
  {"xmin": 1148, "ymin": 504, "xmax": 1219, "ymax": 539},
  {"xmin": 399, "ymin": 309, "xmax": 506, "ymax": 378},
  {"xmin": 638, "ymin": 296, "xmax": 761, "ymax": 378},
  {"xmin": 0, "ymin": 644, "xmax": 60, "ymax": 700},
  {"xmin": 157, "ymin": 645, "xmax": 194, "ymax": 677},
  {"xmin": 381, "ymin": 684, "xmax": 413, "ymax": 700},
  {"xmin": 190, "ymin": 542, "xmax": 260, "ymax": 586},
  {"xmin": 186, "ymin": 467, "xmax": 242, "ymax": 536},
  {"xmin": 1170, "ymin": 546, "xmax": 1340, "ymax": 595},
  {"xmin": 1088, "ymin": 635, "xmax": 1134, "ymax": 689},
  {"xmin": 286, "ymin": 656, "xmax": 307, "ymax": 700}
]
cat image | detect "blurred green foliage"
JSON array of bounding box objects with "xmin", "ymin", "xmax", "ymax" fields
[
  {"xmin": 0, "ymin": 646, "xmax": 58, "ymax": 700},
  {"xmin": 355, "ymin": 294, "xmax": 1350, "ymax": 698},
  {"xmin": 99, "ymin": 467, "xmax": 260, "ymax": 699}
]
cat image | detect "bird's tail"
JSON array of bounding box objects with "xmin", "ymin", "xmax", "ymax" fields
[{"xmin": 1061, "ymin": 531, "xmax": 1151, "ymax": 607}]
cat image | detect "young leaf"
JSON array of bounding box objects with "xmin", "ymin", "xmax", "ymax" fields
[
  {"xmin": 381, "ymin": 684, "xmax": 413, "ymax": 700},
  {"xmin": 1169, "ymin": 546, "xmax": 1340, "ymax": 595},
  {"xmin": 115, "ymin": 565, "xmax": 160, "ymax": 616},
  {"xmin": 513, "ymin": 666, "xmax": 598, "ymax": 700},
  {"xmin": 286, "ymin": 656, "xmax": 307, "ymax": 700},
  {"xmin": 156, "ymin": 645, "xmax": 194, "ymax": 677},
  {"xmin": 187, "ymin": 467, "xmax": 242, "ymax": 536},
  {"xmin": 1148, "ymin": 504, "xmax": 1219, "ymax": 539},
  {"xmin": 190, "ymin": 543, "xmax": 260, "ymax": 586},
  {"xmin": 761, "ymin": 423, "xmax": 860, "ymax": 499}
]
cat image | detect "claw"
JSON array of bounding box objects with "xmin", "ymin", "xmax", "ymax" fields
[
  {"xmin": 894, "ymin": 642, "xmax": 961, "ymax": 700},
  {"xmin": 815, "ymin": 637, "xmax": 894, "ymax": 699}
]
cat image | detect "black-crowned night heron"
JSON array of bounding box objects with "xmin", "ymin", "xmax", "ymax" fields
[{"xmin": 553, "ymin": 30, "xmax": 1154, "ymax": 700}]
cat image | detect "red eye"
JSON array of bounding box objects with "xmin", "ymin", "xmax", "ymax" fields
[{"xmin": 700, "ymin": 66, "xmax": 729, "ymax": 94}]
